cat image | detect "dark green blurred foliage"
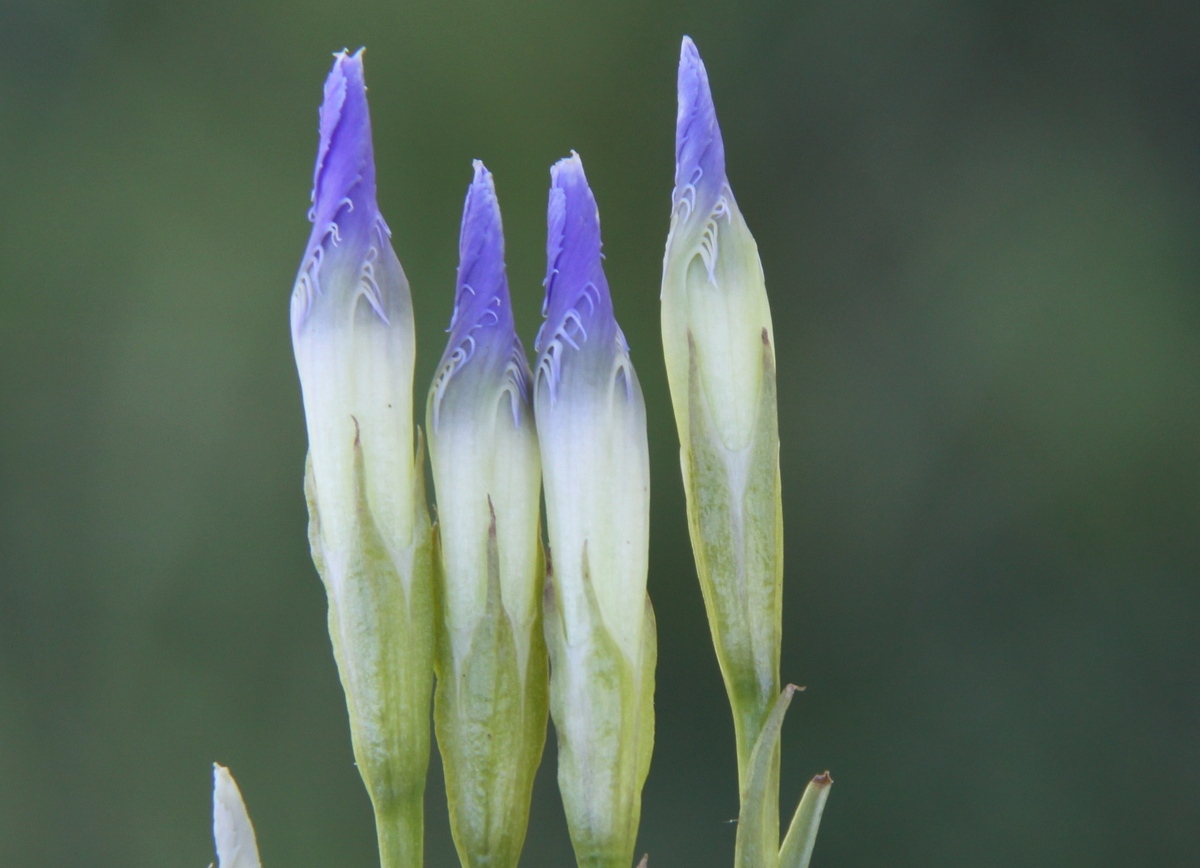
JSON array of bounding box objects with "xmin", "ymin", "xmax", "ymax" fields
[{"xmin": 2, "ymin": 1, "xmax": 1198, "ymax": 866}]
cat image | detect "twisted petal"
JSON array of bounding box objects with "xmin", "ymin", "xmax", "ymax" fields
[
  {"xmin": 673, "ymin": 36, "xmax": 727, "ymax": 228},
  {"xmin": 290, "ymin": 48, "xmax": 416, "ymax": 556},
  {"xmin": 292, "ymin": 48, "xmax": 397, "ymax": 336},
  {"xmin": 535, "ymin": 153, "xmax": 625, "ymax": 404},
  {"xmin": 430, "ymin": 161, "xmax": 530, "ymax": 434}
]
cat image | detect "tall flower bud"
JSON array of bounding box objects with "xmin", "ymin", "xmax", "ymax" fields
[
  {"xmin": 290, "ymin": 49, "xmax": 433, "ymax": 868},
  {"xmin": 660, "ymin": 36, "xmax": 784, "ymax": 862},
  {"xmin": 427, "ymin": 162, "xmax": 547, "ymax": 868},
  {"xmin": 535, "ymin": 153, "xmax": 655, "ymax": 868}
]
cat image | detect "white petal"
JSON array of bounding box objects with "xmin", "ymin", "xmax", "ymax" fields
[{"xmin": 213, "ymin": 764, "xmax": 262, "ymax": 868}]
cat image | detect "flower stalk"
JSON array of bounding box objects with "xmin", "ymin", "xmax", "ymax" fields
[{"xmin": 291, "ymin": 49, "xmax": 433, "ymax": 868}]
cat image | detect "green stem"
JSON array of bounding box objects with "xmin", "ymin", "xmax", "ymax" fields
[{"xmin": 375, "ymin": 798, "xmax": 424, "ymax": 868}]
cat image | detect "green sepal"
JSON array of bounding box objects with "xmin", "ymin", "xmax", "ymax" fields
[
  {"xmin": 303, "ymin": 429, "xmax": 434, "ymax": 868},
  {"xmin": 734, "ymin": 685, "xmax": 798, "ymax": 868},
  {"xmin": 682, "ymin": 329, "xmax": 782, "ymax": 790},
  {"xmin": 433, "ymin": 505, "xmax": 549, "ymax": 868},
  {"xmin": 544, "ymin": 547, "xmax": 656, "ymax": 868},
  {"xmin": 778, "ymin": 772, "xmax": 832, "ymax": 868}
]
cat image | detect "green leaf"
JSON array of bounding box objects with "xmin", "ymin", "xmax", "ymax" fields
[
  {"xmin": 734, "ymin": 685, "xmax": 800, "ymax": 868},
  {"xmin": 778, "ymin": 772, "xmax": 833, "ymax": 868}
]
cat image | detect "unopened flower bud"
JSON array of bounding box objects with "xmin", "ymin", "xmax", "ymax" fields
[
  {"xmin": 290, "ymin": 48, "xmax": 433, "ymax": 868},
  {"xmin": 428, "ymin": 161, "xmax": 547, "ymax": 868},
  {"xmin": 661, "ymin": 35, "xmax": 783, "ymax": 847},
  {"xmin": 535, "ymin": 153, "xmax": 655, "ymax": 868}
]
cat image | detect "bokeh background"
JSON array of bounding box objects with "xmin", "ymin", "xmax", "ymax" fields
[{"xmin": 2, "ymin": 1, "xmax": 1198, "ymax": 866}]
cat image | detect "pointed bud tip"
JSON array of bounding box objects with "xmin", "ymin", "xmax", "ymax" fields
[
  {"xmin": 455, "ymin": 158, "xmax": 507, "ymax": 308},
  {"xmin": 679, "ymin": 35, "xmax": 702, "ymax": 76},
  {"xmin": 812, "ymin": 771, "xmax": 833, "ymax": 787},
  {"xmin": 550, "ymin": 150, "xmax": 592, "ymax": 198},
  {"xmin": 462, "ymin": 159, "xmax": 500, "ymax": 232},
  {"xmin": 431, "ymin": 159, "xmax": 522, "ymax": 429},
  {"xmin": 313, "ymin": 47, "xmax": 372, "ymax": 207},
  {"xmin": 540, "ymin": 151, "xmax": 610, "ymax": 352},
  {"xmin": 674, "ymin": 36, "xmax": 725, "ymax": 212}
]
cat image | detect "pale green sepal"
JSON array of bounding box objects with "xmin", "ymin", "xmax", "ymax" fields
[
  {"xmin": 778, "ymin": 772, "xmax": 832, "ymax": 868},
  {"xmin": 434, "ymin": 506, "xmax": 549, "ymax": 868},
  {"xmin": 304, "ymin": 431, "xmax": 434, "ymax": 868},
  {"xmin": 213, "ymin": 764, "xmax": 261, "ymax": 868},
  {"xmin": 682, "ymin": 330, "xmax": 782, "ymax": 788},
  {"xmin": 636, "ymin": 595, "xmax": 657, "ymax": 804},
  {"xmin": 734, "ymin": 685, "xmax": 799, "ymax": 868},
  {"xmin": 544, "ymin": 548, "xmax": 655, "ymax": 868}
]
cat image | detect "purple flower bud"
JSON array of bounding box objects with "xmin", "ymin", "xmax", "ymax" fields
[
  {"xmin": 426, "ymin": 163, "xmax": 545, "ymax": 868},
  {"xmin": 534, "ymin": 152, "xmax": 653, "ymax": 868},
  {"xmin": 289, "ymin": 49, "xmax": 431, "ymax": 868}
]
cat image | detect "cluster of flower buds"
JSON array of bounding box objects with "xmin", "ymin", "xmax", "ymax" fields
[
  {"xmin": 269, "ymin": 36, "xmax": 828, "ymax": 868},
  {"xmin": 288, "ymin": 48, "xmax": 652, "ymax": 868}
]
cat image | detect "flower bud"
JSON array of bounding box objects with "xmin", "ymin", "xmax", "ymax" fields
[
  {"xmin": 535, "ymin": 153, "xmax": 655, "ymax": 868},
  {"xmin": 290, "ymin": 49, "xmax": 433, "ymax": 868},
  {"xmin": 660, "ymin": 34, "xmax": 783, "ymax": 842},
  {"xmin": 212, "ymin": 764, "xmax": 261, "ymax": 868},
  {"xmin": 427, "ymin": 161, "xmax": 547, "ymax": 868}
]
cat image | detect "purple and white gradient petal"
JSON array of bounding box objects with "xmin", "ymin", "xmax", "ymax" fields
[
  {"xmin": 535, "ymin": 153, "xmax": 628, "ymax": 405},
  {"xmin": 673, "ymin": 36, "xmax": 728, "ymax": 229},
  {"xmin": 291, "ymin": 48, "xmax": 417, "ymax": 554},
  {"xmin": 661, "ymin": 36, "xmax": 773, "ymax": 454},
  {"xmin": 430, "ymin": 161, "xmax": 531, "ymax": 433},
  {"xmin": 292, "ymin": 48, "xmax": 403, "ymax": 338}
]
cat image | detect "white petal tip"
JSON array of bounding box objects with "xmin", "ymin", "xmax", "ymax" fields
[{"xmin": 213, "ymin": 764, "xmax": 262, "ymax": 868}]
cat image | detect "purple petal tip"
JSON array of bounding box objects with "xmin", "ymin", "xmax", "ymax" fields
[
  {"xmin": 540, "ymin": 153, "xmax": 612, "ymax": 345},
  {"xmin": 449, "ymin": 160, "xmax": 512, "ymax": 340},
  {"xmin": 674, "ymin": 36, "xmax": 726, "ymax": 217},
  {"xmin": 432, "ymin": 162, "xmax": 529, "ymax": 428},
  {"xmin": 535, "ymin": 151, "xmax": 627, "ymax": 404},
  {"xmin": 311, "ymin": 48, "xmax": 375, "ymax": 221},
  {"xmin": 293, "ymin": 47, "xmax": 391, "ymax": 332}
]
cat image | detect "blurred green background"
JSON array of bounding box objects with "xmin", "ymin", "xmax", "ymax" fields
[{"xmin": 2, "ymin": 1, "xmax": 1198, "ymax": 866}]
